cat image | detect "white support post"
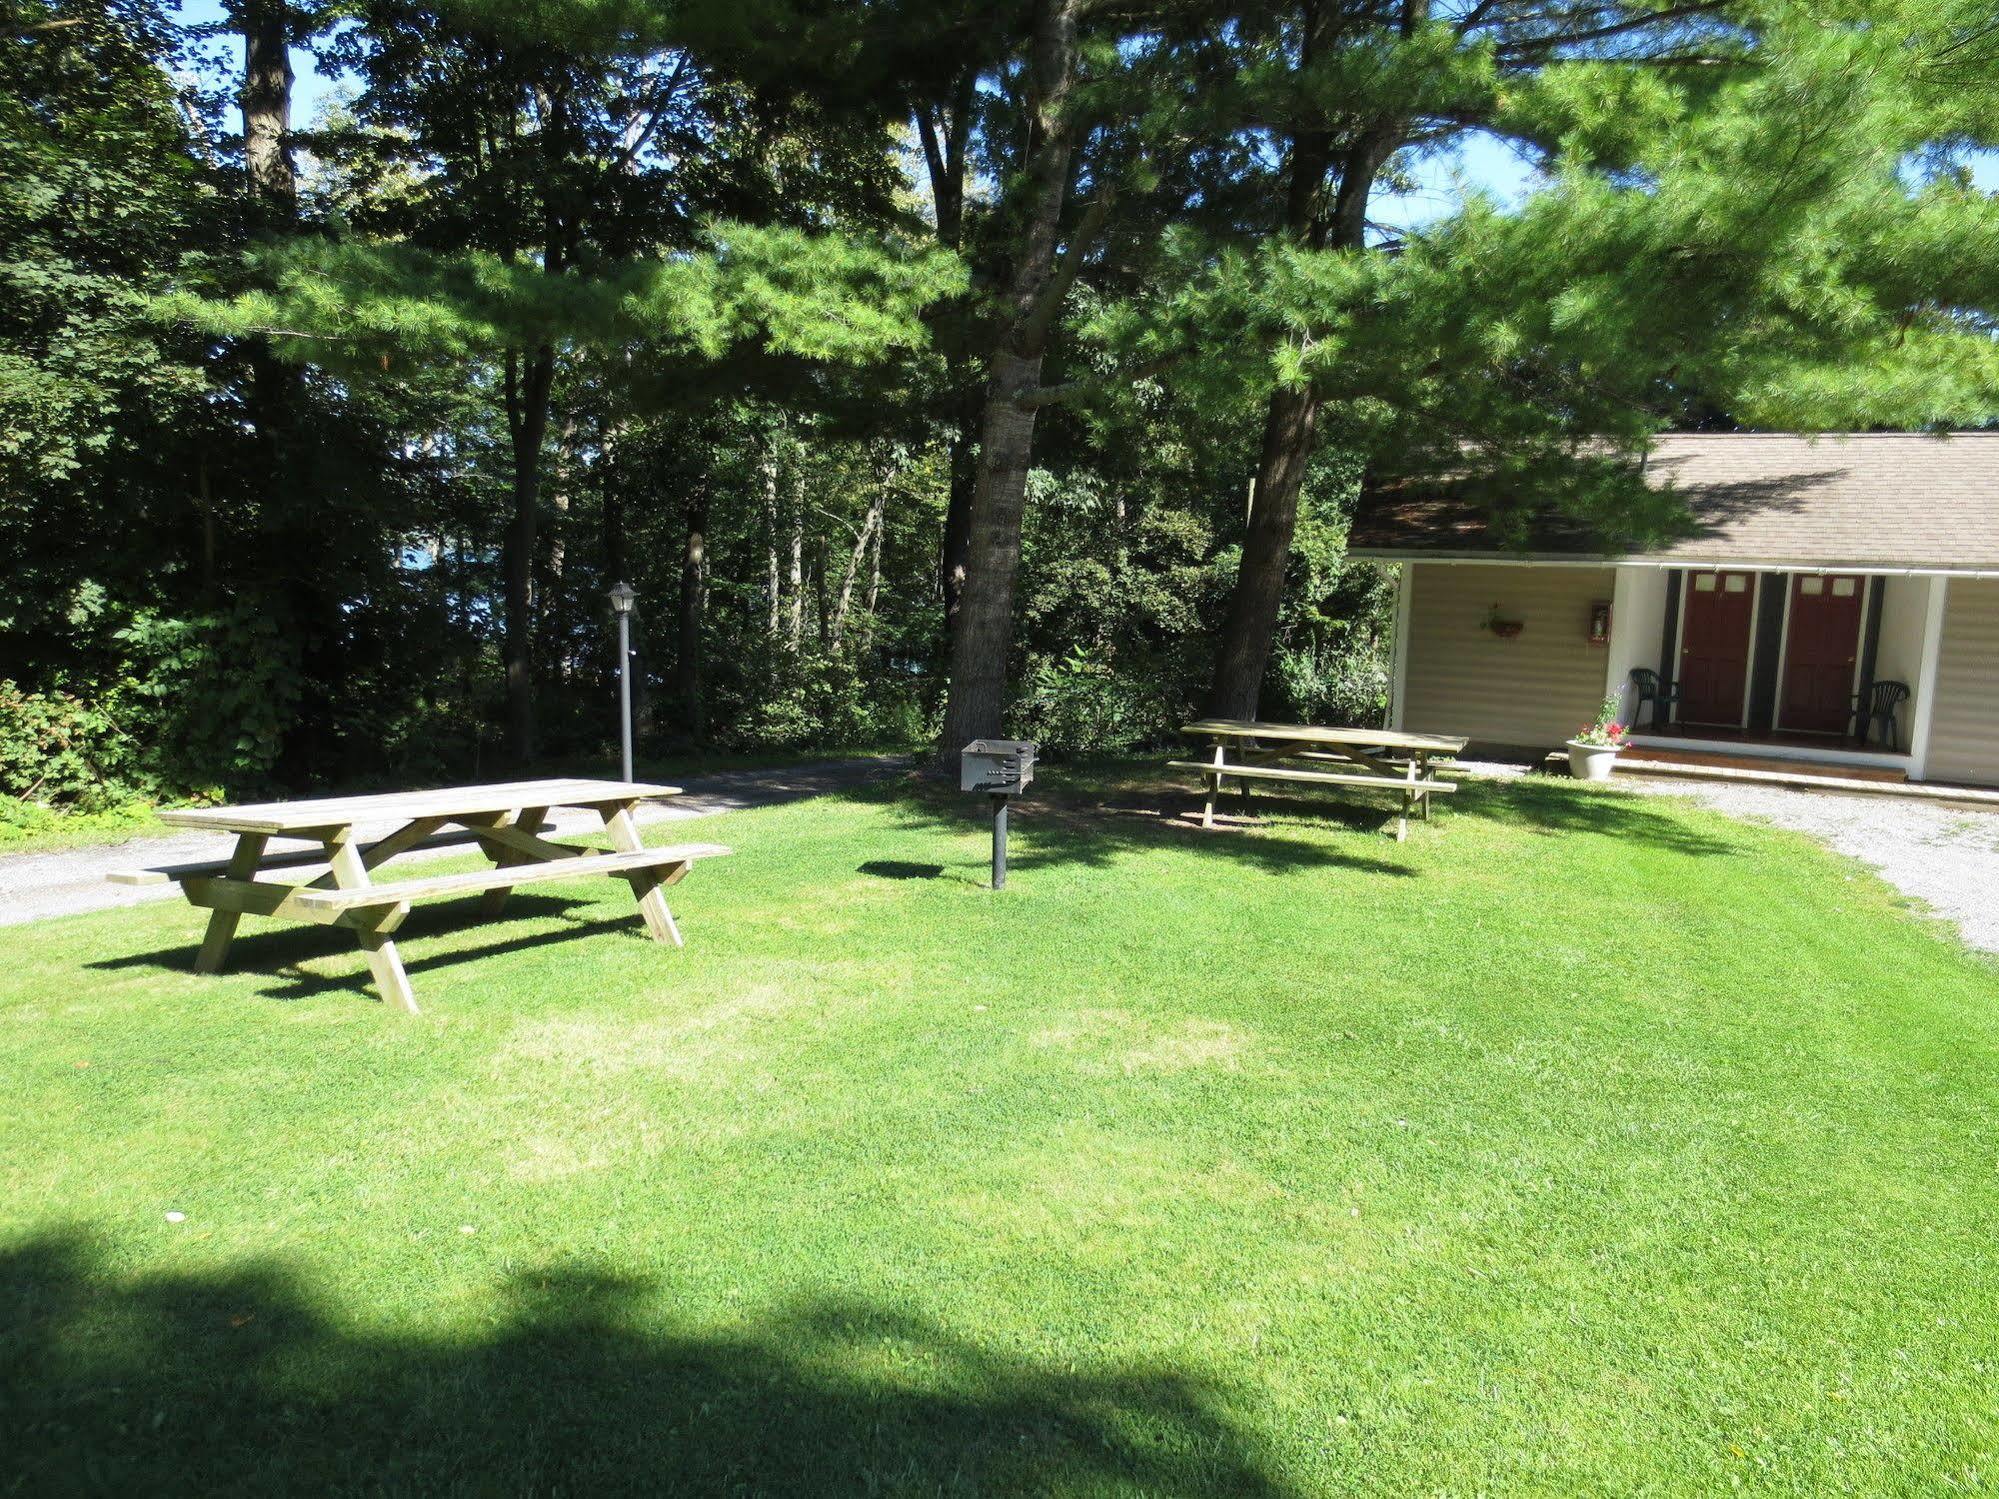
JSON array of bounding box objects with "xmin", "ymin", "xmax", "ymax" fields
[
  {"xmin": 1388, "ymin": 562, "xmax": 1414, "ymax": 732},
  {"xmin": 1908, "ymin": 576, "xmax": 1950, "ymax": 782}
]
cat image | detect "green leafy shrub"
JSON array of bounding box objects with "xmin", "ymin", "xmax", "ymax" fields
[
  {"xmin": 0, "ymin": 678, "xmax": 147, "ymax": 808},
  {"xmin": 1013, "ymin": 649, "xmax": 1183, "ymax": 754},
  {"xmin": 1268, "ymin": 639, "xmax": 1391, "ymax": 729},
  {"xmin": 715, "ymin": 645, "xmax": 928, "ymax": 753},
  {"xmin": 115, "ymin": 601, "xmax": 303, "ymax": 787}
]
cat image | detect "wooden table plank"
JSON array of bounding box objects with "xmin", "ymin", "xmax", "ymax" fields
[
  {"xmin": 108, "ymin": 820, "xmax": 551, "ymax": 886},
  {"xmin": 1176, "ymin": 718, "xmax": 1463, "ymax": 840},
  {"xmin": 155, "ymin": 778, "xmax": 682, "ymax": 835},
  {"xmin": 289, "ymin": 843, "xmax": 732, "ymax": 911},
  {"xmin": 133, "ymin": 778, "xmax": 714, "ymax": 1014},
  {"xmin": 1181, "ymin": 719, "xmax": 1468, "ymax": 754},
  {"xmin": 1166, "ymin": 761, "xmax": 1457, "ymax": 791}
]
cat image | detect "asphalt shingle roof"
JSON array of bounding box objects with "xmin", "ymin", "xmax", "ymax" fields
[{"xmin": 1349, "ymin": 433, "xmax": 1999, "ymax": 572}]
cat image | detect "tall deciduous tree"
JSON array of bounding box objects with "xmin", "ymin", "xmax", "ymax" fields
[{"xmin": 291, "ymin": 1, "xmax": 947, "ymax": 759}]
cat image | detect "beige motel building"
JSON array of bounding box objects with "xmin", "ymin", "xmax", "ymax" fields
[{"xmin": 1350, "ymin": 433, "xmax": 1999, "ymax": 788}]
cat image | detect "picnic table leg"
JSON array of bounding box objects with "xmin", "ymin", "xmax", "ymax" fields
[
  {"xmin": 325, "ymin": 833, "xmax": 419, "ymax": 1015},
  {"xmin": 479, "ymin": 805, "xmax": 547, "ymax": 919},
  {"xmin": 1398, "ymin": 758, "xmax": 1419, "ymax": 842},
  {"xmin": 1202, "ymin": 742, "xmax": 1224, "ymax": 830},
  {"xmin": 193, "ymin": 832, "xmax": 269, "ymax": 974},
  {"xmin": 602, "ymin": 802, "xmax": 681, "ymax": 946}
]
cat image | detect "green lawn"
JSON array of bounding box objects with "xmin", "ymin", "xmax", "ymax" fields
[{"xmin": 4, "ymin": 769, "xmax": 1996, "ymax": 1495}]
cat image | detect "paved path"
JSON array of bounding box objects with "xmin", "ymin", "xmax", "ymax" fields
[
  {"xmin": 0, "ymin": 759, "xmax": 902, "ymax": 927},
  {"xmin": 1625, "ymin": 776, "xmax": 1999, "ymax": 956}
]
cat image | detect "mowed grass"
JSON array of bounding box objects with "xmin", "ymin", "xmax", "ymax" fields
[{"xmin": 3, "ymin": 769, "xmax": 1997, "ymax": 1496}]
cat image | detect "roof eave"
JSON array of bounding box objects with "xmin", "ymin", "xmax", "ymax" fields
[
  {"xmin": 1347, "ymin": 546, "xmax": 1620, "ymax": 565},
  {"xmin": 1349, "ymin": 545, "xmax": 1999, "ymax": 575}
]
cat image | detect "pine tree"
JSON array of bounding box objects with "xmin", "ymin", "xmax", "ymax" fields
[{"xmin": 1186, "ymin": 1, "xmax": 1999, "ymax": 717}]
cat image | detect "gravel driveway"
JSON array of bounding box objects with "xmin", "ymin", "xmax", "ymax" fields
[
  {"xmin": 0, "ymin": 759, "xmax": 901, "ymax": 927},
  {"xmin": 1626, "ymin": 776, "xmax": 1999, "ymax": 956}
]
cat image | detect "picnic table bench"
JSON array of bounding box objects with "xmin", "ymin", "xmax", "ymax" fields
[
  {"xmin": 1172, "ymin": 719, "xmax": 1467, "ymax": 840},
  {"xmin": 107, "ymin": 778, "xmax": 731, "ymax": 1015}
]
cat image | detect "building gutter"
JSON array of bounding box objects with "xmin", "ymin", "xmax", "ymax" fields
[{"xmin": 1349, "ymin": 550, "xmax": 1999, "ymax": 578}]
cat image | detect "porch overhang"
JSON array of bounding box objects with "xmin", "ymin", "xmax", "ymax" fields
[{"xmin": 1351, "ymin": 549, "xmax": 1999, "ymax": 579}]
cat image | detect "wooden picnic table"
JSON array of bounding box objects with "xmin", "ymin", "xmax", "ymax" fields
[
  {"xmin": 1172, "ymin": 719, "xmax": 1468, "ymax": 840},
  {"xmin": 108, "ymin": 778, "xmax": 731, "ymax": 1015}
]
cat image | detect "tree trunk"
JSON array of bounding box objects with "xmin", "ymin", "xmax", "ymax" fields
[
  {"xmin": 786, "ymin": 464, "xmax": 805, "ymax": 649},
  {"xmin": 603, "ymin": 458, "xmax": 627, "ymax": 587},
  {"xmin": 830, "ymin": 475, "xmax": 887, "ymax": 646},
  {"xmin": 546, "ymin": 415, "xmax": 576, "ymax": 580},
  {"xmin": 915, "ymin": 75, "xmax": 978, "ymax": 629},
  {"xmin": 1205, "ymin": 385, "xmax": 1322, "ymax": 718},
  {"xmin": 1204, "ymin": 108, "xmax": 1399, "ymax": 719},
  {"xmin": 938, "ymin": 0, "xmax": 1086, "ymax": 750},
  {"xmin": 502, "ymin": 346, "xmax": 555, "ymax": 764},
  {"xmin": 241, "ymin": 0, "xmax": 326, "ymax": 782},
  {"xmin": 813, "ymin": 537, "xmax": 830, "ymax": 645},
  {"xmin": 937, "ymin": 386, "xmax": 978, "ymax": 622},
  {"xmin": 676, "ymin": 489, "xmax": 707, "ymax": 739},
  {"xmin": 940, "ymin": 350, "xmax": 1050, "ymax": 746},
  {"xmin": 761, "ymin": 445, "xmax": 781, "ymax": 636},
  {"xmin": 865, "ymin": 514, "xmax": 883, "ymax": 621},
  {"xmin": 240, "ymin": 0, "xmax": 295, "ymax": 214}
]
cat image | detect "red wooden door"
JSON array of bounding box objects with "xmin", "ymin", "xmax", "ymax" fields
[
  {"xmin": 1678, "ymin": 571, "xmax": 1756, "ymax": 726},
  {"xmin": 1781, "ymin": 575, "xmax": 1864, "ymax": 734}
]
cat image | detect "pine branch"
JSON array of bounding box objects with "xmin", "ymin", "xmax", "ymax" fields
[
  {"xmin": 1012, "ymin": 347, "xmax": 1187, "ymax": 410},
  {"xmin": 1494, "ymin": 2, "xmax": 1729, "ymax": 59}
]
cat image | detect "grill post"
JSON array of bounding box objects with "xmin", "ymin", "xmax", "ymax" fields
[{"xmin": 990, "ymin": 793, "xmax": 1009, "ymax": 890}]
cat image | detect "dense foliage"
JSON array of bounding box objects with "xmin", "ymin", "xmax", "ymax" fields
[{"xmin": 1, "ymin": 0, "xmax": 1994, "ymax": 807}]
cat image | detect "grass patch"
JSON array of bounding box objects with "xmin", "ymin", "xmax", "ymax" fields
[{"xmin": 4, "ymin": 768, "xmax": 1996, "ymax": 1494}]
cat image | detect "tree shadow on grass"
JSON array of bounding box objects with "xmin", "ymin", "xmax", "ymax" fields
[
  {"xmin": 833, "ymin": 772, "xmax": 1420, "ymax": 880},
  {"xmin": 1444, "ymin": 778, "xmax": 1749, "ymax": 858},
  {"xmin": 830, "ymin": 767, "xmax": 1749, "ymax": 871},
  {"xmin": 83, "ymin": 894, "xmax": 652, "ymax": 1005},
  {"xmin": 2, "ymin": 1230, "xmax": 1295, "ymax": 1497}
]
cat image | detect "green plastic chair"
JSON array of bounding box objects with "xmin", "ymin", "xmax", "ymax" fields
[
  {"xmin": 1628, "ymin": 668, "xmax": 1679, "ymax": 730},
  {"xmin": 1852, "ymin": 680, "xmax": 1910, "ymax": 751}
]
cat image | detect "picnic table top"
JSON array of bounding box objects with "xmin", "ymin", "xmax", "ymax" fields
[
  {"xmin": 155, "ymin": 778, "xmax": 683, "ymax": 836},
  {"xmin": 1181, "ymin": 719, "xmax": 1469, "ymax": 755}
]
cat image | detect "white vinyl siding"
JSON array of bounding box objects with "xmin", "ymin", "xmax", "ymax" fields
[
  {"xmin": 1400, "ymin": 563, "xmax": 1619, "ymax": 749},
  {"xmin": 1925, "ymin": 580, "xmax": 1999, "ymax": 787}
]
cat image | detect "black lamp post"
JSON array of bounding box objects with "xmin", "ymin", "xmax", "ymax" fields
[{"xmin": 608, "ymin": 581, "xmax": 637, "ymax": 782}]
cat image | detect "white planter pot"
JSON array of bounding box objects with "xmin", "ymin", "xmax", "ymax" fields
[{"xmin": 1565, "ymin": 740, "xmax": 1621, "ymax": 782}]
